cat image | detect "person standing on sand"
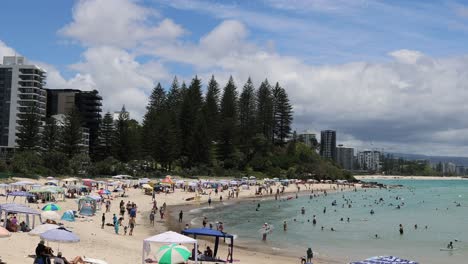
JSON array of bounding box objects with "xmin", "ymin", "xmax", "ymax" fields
[
  {"xmin": 101, "ymin": 213, "xmax": 105, "ymax": 229},
  {"xmin": 113, "ymin": 214, "xmax": 119, "ymax": 234},
  {"xmin": 179, "ymin": 210, "xmax": 183, "ymax": 223},
  {"xmin": 129, "ymin": 217, "xmax": 135, "ymax": 236},
  {"xmin": 306, "ymin": 247, "xmax": 313, "ymax": 262},
  {"xmin": 208, "ymin": 197, "xmax": 212, "ymax": 207},
  {"xmin": 149, "ymin": 211, "xmax": 155, "ymax": 226}
]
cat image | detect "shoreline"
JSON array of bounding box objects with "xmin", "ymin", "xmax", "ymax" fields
[
  {"xmin": 163, "ymin": 184, "xmax": 359, "ymax": 264},
  {"xmin": 355, "ymin": 175, "xmax": 466, "ymax": 180}
]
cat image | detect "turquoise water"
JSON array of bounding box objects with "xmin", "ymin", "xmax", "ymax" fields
[{"xmin": 186, "ymin": 180, "xmax": 468, "ymax": 263}]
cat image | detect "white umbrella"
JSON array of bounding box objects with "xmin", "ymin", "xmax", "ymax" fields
[
  {"xmin": 41, "ymin": 211, "xmax": 60, "ymax": 221},
  {"xmin": 40, "ymin": 227, "xmax": 80, "ymax": 251},
  {"xmin": 29, "ymin": 224, "xmax": 60, "ymax": 236}
]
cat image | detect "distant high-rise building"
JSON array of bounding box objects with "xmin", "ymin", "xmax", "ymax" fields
[
  {"xmin": 320, "ymin": 130, "xmax": 336, "ymax": 160},
  {"xmin": 0, "ymin": 56, "xmax": 47, "ymax": 155},
  {"xmin": 336, "ymin": 145, "xmax": 354, "ymax": 170},
  {"xmin": 298, "ymin": 131, "xmax": 317, "ymax": 148},
  {"xmin": 46, "ymin": 89, "xmax": 102, "ymax": 157},
  {"xmin": 357, "ymin": 150, "xmax": 381, "ymax": 171}
]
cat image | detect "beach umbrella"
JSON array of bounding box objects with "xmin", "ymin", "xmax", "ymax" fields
[
  {"xmin": 114, "ymin": 187, "xmax": 124, "ymax": 192},
  {"xmin": 42, "ymin": 203, "xmax": 62, "ymax": 211},
  {"xmin": 40, "ymin": 227, "xmax": 80, "ymax": 251},
  {"xmin": 0, "ymin": 183, "xmax": 9, "ymax": 187},
  {"xmin": 41, "ymin": 211, "xmax": 60, "ymax": 221},
  {"xmin": 156, "ymin": 243, "xmax": 191, "ymax": 264},
  {"xmin": 350, "ymin": 256, "xmax": 418, "ymax": 264},
  {"xmin": 61, "ymin": 210, "xmax": 75, "ymax": 222},
  {"xmin": 0, "ymin": 226, "xmax": 11, "ymax": 238},
  {"xmin": 29, "ymin": 224, "xmax": 60, "ymax": 236},
  {"xmin": 98, "ymin": 189, "xmax": 111, "ymax": 195}
]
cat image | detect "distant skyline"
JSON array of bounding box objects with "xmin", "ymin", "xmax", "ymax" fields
[{"xmin": 2, "ymin": 0, "xmax": 468, "ymax": 156}]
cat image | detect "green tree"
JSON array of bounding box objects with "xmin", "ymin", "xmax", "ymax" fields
[
  {"xmin": 203, "ymin": 75, "xmax": 221, "ymax": 142},
  {"xmin": 256, "ymin": 79, "xmax": 274, "ymax": 143},
  {"xmin": 239, "ymin": 77, "xmax": 257, "ymax": 156},
  {"xmin": 179, "ymin": 76, "xmax": 204, "ymax": 166},
  {"xmin": 16, "ymin": 106, "xmax": 42, "ymax": 151},
  {"xmin": 142, "ymin": 83, "xmax": 166, "ymax": 159},
  {"xmin": 272, "ymin": 82, "xmax": 293, "ymax": 144},
  {"xmin": 97, "ymin": 112, "xmax": 114, "ymax": 159},
  {"xmin": 41, "ymin": 117, "xmax": 60, "ymax": 153},
  {"xmin": 165, "ymin": 77, "xmax": 184, "ymax": 161},
  {"xmin": 113, "ymin": 106, "xmax": 131, "ymax": 162},
  {"xmin": 61, "ymin": 108, "xmax": 84, "ymax": 158},
  {"xmin": 218, "ymin": 76, "xmax": 239, "ymax": 167}
]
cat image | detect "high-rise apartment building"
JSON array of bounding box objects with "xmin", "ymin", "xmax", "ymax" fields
[
  {"xmin": 336, "ymin": 145, "xmax": 354, "ymax": 170},
  {"xmin": 298, "ymin": 131, "xmax": 317, "ymax": 149},
  {"xmin": 320, "ymin": 130, "xmax": 336, "ymax": 160},
  {"xmin": 46, "ymin": 89, "xmax": 102, "ymax": 157},
  {"xmin": 357, "ymin": 150, "xmax": 381, "ymax": 171},
  {"xmin": 0, "ymin": 56, "xmax": 47, "ymax": 154}
]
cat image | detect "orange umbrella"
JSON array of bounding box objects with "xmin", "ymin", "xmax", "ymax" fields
[{"xmin": 161, "ymin": 176, "xmax": 174, "ymax": 185}]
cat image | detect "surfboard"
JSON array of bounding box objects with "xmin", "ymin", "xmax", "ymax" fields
[{"xmin": 440, "ymin": 248, "xmax": 458, "ymax": 251}]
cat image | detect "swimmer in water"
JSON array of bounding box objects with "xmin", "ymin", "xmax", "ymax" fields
[
  {"xmin": 312, "ymin": 215, "xmax": 317, "ymax": 225},
  {"xmin": 375, "ymin": 234, "xmax": 379, "ymax": 239},
  {"xmin": 399, "ymin": 224, "xmax": 404, "ymax": 235},
  {"xmin": 283, "ymin": 221, "xmax": 287, "ymax": 231},
  {"xmin": 448, "ymin": 241, "xmax": 454, "ymax": 249},
  {"xmin": 414, "ymin": 224, "xmax": 417, "ymax": 229},
  {"xmin": 301, "ymin": 207, "xmax": 305, "ymax": 215},
  {"xmin": 370, "ymin": 209, "xmax": 374, "ymax": 215}
]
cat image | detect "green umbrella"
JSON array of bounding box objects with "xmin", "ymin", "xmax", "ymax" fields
[
  {"xmin": 156, "ymin": 244, "xmax": 191, "ymax": 264},
  {"xmin": 42, "ymin": 203, "xmax": 62, "ymax": 211}
]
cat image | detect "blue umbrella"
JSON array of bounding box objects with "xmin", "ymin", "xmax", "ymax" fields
[
  {"xmin": 42, "ymin": 203, "xmax": 62, "ymax": 211},
  {"xmin": 350, "ymin": 256, "xmax": 418, "ymax": 264}
]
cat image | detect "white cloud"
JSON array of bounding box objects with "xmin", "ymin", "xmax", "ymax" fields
[
  {"xmin": 0, "ymin": 40, "xmax": 17, "ymax": 58},
  {"xmin": 69, "ymin": 46, "xmax": 170, "ymax": 117},
  {"xmin": 60, "ymin": 0, "xmax": 184, "ymax": 48}
]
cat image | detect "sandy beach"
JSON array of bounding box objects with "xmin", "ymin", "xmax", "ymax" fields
[
  {"xmin": 354, "ymin": 175, "xmax": 465, "ymax": 180},
  {"xmin": 0, "ymin": 177, "xmax": 349, "ymax": 264}
]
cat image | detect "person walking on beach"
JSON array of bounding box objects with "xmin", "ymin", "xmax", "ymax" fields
[
  {"xmin": 149, "ymin": 210, "xmax": 155, "ymax": 226},
  {"xmin": 101, "ymin": 213, "xmax": 105, "ymax": 229},
  {"xmin": 208, "ymin": 197, "xmax": 212, "ymax": 207},
  {"xmin": 179, "ymin": 210, "xmax": 183, "ymax": 223},
  {"xmin": 113, "ymin": 214, "xmax": 119, "ymax": 234},
  {"xmin": 306, "ymin": 247, "xmax": 313, "ymax": 262},
  {"xmin": 129, "ymin": 217, "xmax": 135, "ymax": 236}
]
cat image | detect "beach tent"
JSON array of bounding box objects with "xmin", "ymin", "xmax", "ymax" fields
[
  {"xmin": 142, "ymin": 231, "xmax": 198, "ymax": 264},
  {"xmin": 0, "ymin": 203, "xmax": 42, "ymax": 228},
  {"xmin": 78, "ymin": 197, "xmax": 97, "ymax": 216},
  {"xmin": 61, "ymin": 210, "xmax": 75, "ymax": 222},
  {"xmin": 350, "ymin": 256, "xmax": 419, "ymax": 264},
  {"xmin": 6, "ymin": 191, "xmax": 34, "ymax": 202},
  {"xmin": 182, "ymin": 228, "xmax": 234, "ymax": 263},
  {"xmin": 160, "ymin": 176, "xmax": 175, "ymax": 185}
]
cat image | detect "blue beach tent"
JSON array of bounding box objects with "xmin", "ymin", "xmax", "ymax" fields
[
  {"xmin": 182, "ymin": 228, "xmax": 234, "ymax": 263},
  {"xmin": 61, "ymin": 210, "xmax": 75, "ymax": 222}
]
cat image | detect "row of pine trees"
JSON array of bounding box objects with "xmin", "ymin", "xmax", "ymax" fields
[
  {"xmin": 14, "ymin": 75, "xmax": 292, "ymax": 174},
  {"xmin": 97, "ymin": 75, "xmax": 293, "ymax": 171}
]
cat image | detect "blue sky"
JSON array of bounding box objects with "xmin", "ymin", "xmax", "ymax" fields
[{"xmin": 2, "ymin": 0, "xmax": 468, "ymax": 156}]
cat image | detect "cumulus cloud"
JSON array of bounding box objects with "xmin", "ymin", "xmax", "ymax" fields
[
  {"xmin": 60, "ymin": 0, "xmax": 184, "ymax": 48},
  {"xmin": 69, "ymin": 46, "xmax": 170, "ymax": 117}
]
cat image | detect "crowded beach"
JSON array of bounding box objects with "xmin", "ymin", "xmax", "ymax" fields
[{"xmin": 0, "ymin": 175, "xmax": 358, "ymax": 264}]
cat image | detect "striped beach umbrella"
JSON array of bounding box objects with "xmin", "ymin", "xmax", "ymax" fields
[
  {"xmin": 42, "ymin": 203, "xmax": 62, "ymax": 211},
  {"xmin": 156, "ymin": 244, "xmax": 191, "ymax": 264}
]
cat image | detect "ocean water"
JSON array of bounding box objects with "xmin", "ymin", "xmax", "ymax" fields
[{"xmin": 186, "ymin": 180, "xmax": 468, "ymax": 263}]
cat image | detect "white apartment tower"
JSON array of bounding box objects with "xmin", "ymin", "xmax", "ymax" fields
[{"xmin": 0, "ymin": 56, "xmax": 47, "ymax": 152}]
